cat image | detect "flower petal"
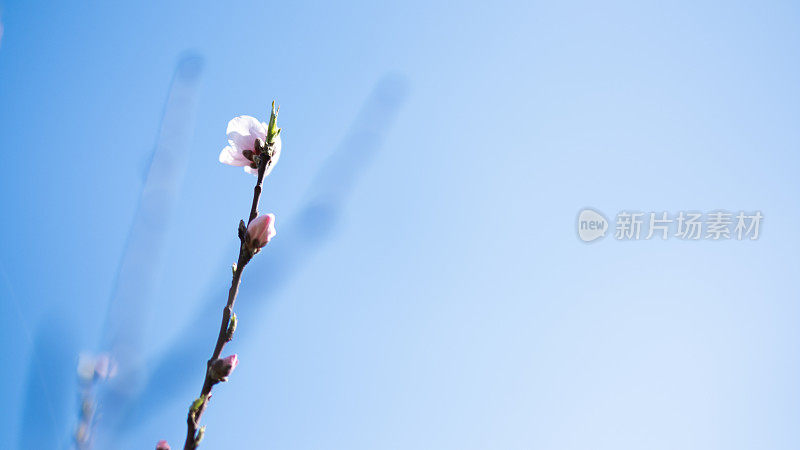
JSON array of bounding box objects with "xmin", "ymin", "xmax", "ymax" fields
[
  {"xmin": 219, "ymin": 143, "xmax": 249, "ymax": 167},
  {"xmin": 227, "ymin": 115, "xmax": 267, "ymax": 151}
]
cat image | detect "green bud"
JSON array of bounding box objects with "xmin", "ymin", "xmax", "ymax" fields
[
  {"xmin": 227, "ymin": 313, "xmax": 238, "ymax": 337},
  {"xmin": 190, "ymin": 394, "xmax": 206, "ymax": 414},
  {"xmin": 267, "ymin": 101, "xmax": 280, "ymax": 144},
  {"xmin": 195, "ymin": 425, "xmax": 206, "ymax": 445}
]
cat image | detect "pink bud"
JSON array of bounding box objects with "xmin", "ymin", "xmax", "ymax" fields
[
  {"xmin": 156, "ymin": 440, "xmax": 170, "ymax": 450},
  {"xmin": 246, "ymin": 214, "xmax": 276, "ymax": 250},
  {"xmin": 210, "ymin": 354, "xmax": 239, "ymax": 382}
]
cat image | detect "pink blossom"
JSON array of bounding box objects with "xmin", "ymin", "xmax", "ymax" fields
[
  {"xmin": 218, "ymin": 115, "xmax": 282, "ymax": 177},
  {"xmin": 246, "ymin": 213, "xmax": 277, "ymax": 249},
  {"xmin": 77, "ymin": 352, "xmax": 117, "ymax": 382},
  {"xmin": 93, "ymin": 354, "xmax": 118, "ymax": 380},
  {"xmin": 210, "ymin": 354, "xmax": 239, "ymax": 382},
  {"xmin": 156, "ymin": 440, "xmax": 171, "ymax": 450}
]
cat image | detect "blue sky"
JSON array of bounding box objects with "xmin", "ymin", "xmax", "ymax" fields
[{"xmin": 1, "ymin": 1, "xmax": 800, "ymax": 449}]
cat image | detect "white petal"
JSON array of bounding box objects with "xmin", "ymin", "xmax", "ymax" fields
[
  {"xmin": 226, "ymin": 115, "xmax": 263, "ymax": 136},
  {"xmin": 227, "ymin": 115, "xmax": 267, "ymax": 151},
  {"xmin": 219, "ymin": 143, "xmax": 249, "ymax": 166}
]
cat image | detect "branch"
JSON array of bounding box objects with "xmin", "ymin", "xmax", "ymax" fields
[{"xmin": 183, "ymin": 140, "xmax": 274, "ymax": 450}]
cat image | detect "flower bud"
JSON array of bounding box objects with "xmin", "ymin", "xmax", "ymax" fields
[
  {"xmin": 190, "ymin": 394, "xmax": 207, "ymax": 416},
  {"xmin": 267, "ymin": 101, "xmax": 280, "ymax": 144},
  {"xmin": 226, "ymin": 313, "xmax": 238, "ymax": 340},
  {"xmin": 156, "ymin": 440, "xmax": 171, "ymax": 450},
  {"xmin": 210, "ymin": 354, "xmax": 239, "ymax": 382},
  {"xmin": 246, "ymin": 214, "xmax": 276, "ymax": 251}
]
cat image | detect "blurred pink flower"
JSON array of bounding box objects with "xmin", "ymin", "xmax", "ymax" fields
[
  {"xmin": 210, "ymin": 354, "xmax": 239, "ymax": 382},
  {"xmin": 156, "ymin": 440, "xmax": 171, "ymax": 450},
  {"xmin": 94, "ymin": 354, "xmax": 118, "ymax": 380},
  {"xmin": 219, "ymin": 115, "xmax": 282, "ymax": 177},
  {"xmin": 77, "ymin": 352, "xmax": 117, "ymax": 382},
  {"xmin": 246, "ymin": 213, "xmax": 276, "ymax": 250}
]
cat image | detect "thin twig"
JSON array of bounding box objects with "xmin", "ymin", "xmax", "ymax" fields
[{"xmin": 183, "ymin": 141, "xmax": 273, "ymax": 450}]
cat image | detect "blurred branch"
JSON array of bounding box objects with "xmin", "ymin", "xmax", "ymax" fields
[{"xmin": 90, "ymin": 52, "xmax": 204, "ymax": 449}]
